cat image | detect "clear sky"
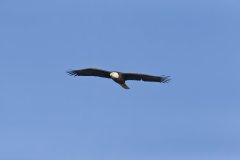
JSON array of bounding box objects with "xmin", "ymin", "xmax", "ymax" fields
[{"xmin": 1, "ymin": 0, "xmax": 240, "ymax": 159}]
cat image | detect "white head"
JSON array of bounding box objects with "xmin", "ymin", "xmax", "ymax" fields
[{"xmin": 110, "ymin": 72, "xmax": 119, "ymax": 79}]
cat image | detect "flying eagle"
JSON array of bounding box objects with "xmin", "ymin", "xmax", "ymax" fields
[{"xmin": 67, "ymin": 68, "xmax": 170, "ymax": 89}]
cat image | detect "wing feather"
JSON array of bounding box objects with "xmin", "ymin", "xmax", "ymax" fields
[
  {"xmin": 67, "ymin": 68, "xmax": 111, "ymax": 78},
  {"xmin": 123, "ymin": 73, "xmax": 170, "ymax": 83}
]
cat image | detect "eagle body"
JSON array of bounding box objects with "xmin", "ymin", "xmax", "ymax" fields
[
  {"xmin": 67, "ymin": 68, "xmax": 170, "ymax": 89},
  {"xmin": 110, "ymin": 72, "xmax": 129, "ymax": 89}
]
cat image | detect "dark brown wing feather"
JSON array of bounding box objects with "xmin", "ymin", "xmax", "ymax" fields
[
  {"xmin": 123, "ymin": 73, "xmax": 170, "ymax": 83},
  {"xmin": 67, "ymin": 68, "xmax": 111, "ymax": 78}
]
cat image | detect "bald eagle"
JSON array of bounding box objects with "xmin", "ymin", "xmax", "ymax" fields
[{"xmin": 67, "ymin": 68, "xmax": 170, "ymax": 89}]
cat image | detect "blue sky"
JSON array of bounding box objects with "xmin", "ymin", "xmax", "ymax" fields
[{"xmin": 1, "ymin": 0, "xmax": 240, "ymax": 159}]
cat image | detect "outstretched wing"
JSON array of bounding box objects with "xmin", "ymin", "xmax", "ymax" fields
[
  {"xmin": 67, "ymin": 68, "xmax": 111, "ymax": 78},
  {"xmin": 123, "ymin": 73, "xmax": 170, "ymax": 83}
]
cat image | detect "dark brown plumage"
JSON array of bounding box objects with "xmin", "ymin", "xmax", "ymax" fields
[
  {"xmin": 67, "ymin": 68, "xmax": 170, "ymax": 89},
  {"xmin": 67, "ymin": 68, "xmax": 111, "ymax": 78}
]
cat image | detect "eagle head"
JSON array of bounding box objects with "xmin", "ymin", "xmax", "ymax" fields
[{"xmin": 110, "ymin": 72, "xmax": 119, "ymax": 79}]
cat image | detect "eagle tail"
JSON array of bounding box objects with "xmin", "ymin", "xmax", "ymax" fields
[{"xmin": 119, "ymin": 83, "xmax": 130, "ymax": 89}]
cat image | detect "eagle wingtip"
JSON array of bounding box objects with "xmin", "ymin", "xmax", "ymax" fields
[
  {"xmin": 67, "ymin": 70, "xmax": 77, "ymax": 76},
  {"xmin": 161, "ymin": 76, "xmax": 171, "ymax": 83}
]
